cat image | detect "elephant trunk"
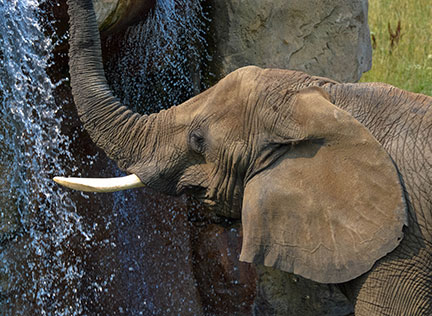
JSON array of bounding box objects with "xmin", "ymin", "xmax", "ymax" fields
[{"xmin": 67, "ymin": 0, "xmax": 149, "ymax": 171}]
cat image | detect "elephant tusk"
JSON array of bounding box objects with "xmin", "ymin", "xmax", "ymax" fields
[{"xmin": 53, "ymin": 174, "xmax": 145, "ymax": 192}]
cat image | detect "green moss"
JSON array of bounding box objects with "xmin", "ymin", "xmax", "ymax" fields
[
  {"xmin": 99, "ymin": 0, "xmax": 126, "ymax": 32},
  {"xmin": 361, "ymin": 0, "xmax": 432, "ymax": 96}
]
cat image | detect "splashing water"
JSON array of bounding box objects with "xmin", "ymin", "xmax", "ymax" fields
[
  {"xmin": 99, "ymin": 0, "xmax": 210, "ymax": 313},
  {"xmin": 0, "ymin": 0, "xmax": 210, "ymax": 313},
  {"xmin": 0, "ymin": 0, "xmax": 90, "ymax": 314},
  {"xmin": 105, "ymin": 0, "xmax": 210, "ymax": 113},
  {"xmin": 96, "ymin": 0, "xmax": 211, "ymax": 313}
]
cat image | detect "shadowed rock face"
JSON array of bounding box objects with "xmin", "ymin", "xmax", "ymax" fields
[
  {"xmin": 93, "ymin": 0, "xmax": 156, "ymax": 34},
  {"xmin": 191, "ymin": 223, "xmax": 257, "ymax": 315},
  {"xmin": 46, "ymin": 1, "xmax": 154, "ymax": 48}
]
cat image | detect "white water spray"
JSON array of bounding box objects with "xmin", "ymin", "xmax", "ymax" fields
[{"xmin": 0, "ymin": 1, "xmax": 90, "ymax": 314}]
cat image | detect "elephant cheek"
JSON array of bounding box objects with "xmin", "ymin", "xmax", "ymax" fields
[{"xmin": 208, "ymin": 185, "xmax": 243, "ymax": 220}]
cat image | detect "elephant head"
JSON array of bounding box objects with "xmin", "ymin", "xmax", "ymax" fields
[{"xmin": 56, "ymin": 0, "xmax": 407, "ymax": 284}]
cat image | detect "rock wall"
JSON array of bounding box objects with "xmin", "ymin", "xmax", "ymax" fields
[
  {"xmin": 93, "ymin": 0, "xmax": 155, "ymax": 33},
  {"xmin": 209, "ymin": 0, "xmax": 372, "ymax": 83}
]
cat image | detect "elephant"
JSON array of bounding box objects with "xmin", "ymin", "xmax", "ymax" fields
[{"xmin": 56, "ymin": 0, "xmax": 432, "ymax": 314}]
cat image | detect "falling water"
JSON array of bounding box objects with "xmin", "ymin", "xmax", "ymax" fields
[
  {"xmin": 0, "ymin": 0, "xmax": 210, "ymax": 314},
  {"xmin": 104, "ymin": 0, "xmax": 210, "ymax": 113},
  {"xmin": 0, "ymin": 0, "xmax": 89, "ymax": 314},
  {"xmin": 100, "ymin": 0, "xmax": 211, "ymax": 313}
]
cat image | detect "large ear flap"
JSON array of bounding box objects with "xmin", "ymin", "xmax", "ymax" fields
[{"xmin": 240, "ymin": 87, "xmax": 407, "ymax": 283}]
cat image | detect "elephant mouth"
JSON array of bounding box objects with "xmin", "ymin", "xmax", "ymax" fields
[
  {"xmin": 176, "ymin": 181, "xmax": 212, "ymax": 204},
  {"xmin": 177, "ymin": 183, "xmax": 207, "ymax": 197},
  {"xmin": 181, "ymin": 188, "xmax": 220, "ymax": 212},
  {"xmin": 177, "ymin": 182, "xmax": 241, "ymax": 220},
  {"xmin": 176, "ymin": 169, "xmax": 243, "ymax": 220}
]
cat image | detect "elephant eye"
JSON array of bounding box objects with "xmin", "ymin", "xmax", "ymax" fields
[{"xmin": 189, "ymin": 130, "xmax": 206, "ymax": 154}]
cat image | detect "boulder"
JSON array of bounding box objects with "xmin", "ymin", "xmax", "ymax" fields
[
  {"xmin": 93, "ymin": 0, "xmax": 155, "ymax": 33},
  {"xmin": 209, "ymin": 0, "xmax": 372, "ymax": 83}
]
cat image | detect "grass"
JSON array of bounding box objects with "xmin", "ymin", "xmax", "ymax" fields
[{"xmin": 360, "ymin": 0, "xmax": 432, "ymax": 96}]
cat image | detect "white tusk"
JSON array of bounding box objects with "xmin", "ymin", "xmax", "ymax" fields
[{"xmin": 53, "ymin": 174, "xmax": 145, "ymax": 192}]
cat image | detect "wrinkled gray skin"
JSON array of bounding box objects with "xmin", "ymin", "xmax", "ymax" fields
[{"xmin": 67, "ymin": 0, "xmax": 432, "ymax": 314}]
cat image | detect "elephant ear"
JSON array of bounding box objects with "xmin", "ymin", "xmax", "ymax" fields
[{"xmin": 239, "ymin": 86, "xmax": 407, "ymax": 283}]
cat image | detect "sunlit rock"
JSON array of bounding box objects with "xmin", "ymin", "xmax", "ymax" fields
[
  {"xmin": 93, "ymin": 0, "xmax": 155, "ymax": 33},
  {"xmin": 94, "ymin": 0, "xmax": 118, "ymax": 27},
  {"xmin": 209, "ymin": 0, "xmax": 372, "ymax": 83}
]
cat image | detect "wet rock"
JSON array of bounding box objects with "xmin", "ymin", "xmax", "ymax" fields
[
  {"xmin": 208, "ymin": 0, "xmax": 372, "ymax": 83},
  {"xmin": 0, "ymin": 198, "xmax": 20, "ymax": 245},
  {"xmin": 93, "ymin": 0, "xmax": 155, "ymax": 34},
  {"xmin": 191, "ymin": 223, "xmax": 257, "ymax": 315}
]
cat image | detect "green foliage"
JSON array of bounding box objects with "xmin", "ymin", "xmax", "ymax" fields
[{"xmin": 361, "ymin": 0, "xmax": 432, "ymax": 96}]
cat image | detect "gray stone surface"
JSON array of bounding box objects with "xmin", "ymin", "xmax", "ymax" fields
[
  {"xmin": 93, "ymin": 0, "xmax": 154, "ymax": 33},
  {"xmin": 93, "ymin": 0, "xmax": 118, "ymax": 26},
  {"xmin": 209, "ymin": 0, "xmax": 372, "ymax": 82},
  {"xmin": 93, "ymin": 0, "xmax": 119, "ymax": 27}
]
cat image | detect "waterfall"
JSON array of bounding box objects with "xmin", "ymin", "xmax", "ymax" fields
[
  {"xmin": 0, "ymin": 0, "xmax": 210, "ymax": 314},
  {"xmin": 101, "ymin": 0, "xmax": 211, "ymax": 313},
  {"xmin": 104, "ymin": 0, "xmax": 210, "ymax": 113},
  {"xmin": 0, "ymin": 0, "xmax": 89, "ymax": 314}
]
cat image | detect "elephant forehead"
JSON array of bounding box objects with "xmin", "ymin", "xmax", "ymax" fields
[{"xmin": 171, "ymin": 66, "xmax": 267, "ymax": 129}]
